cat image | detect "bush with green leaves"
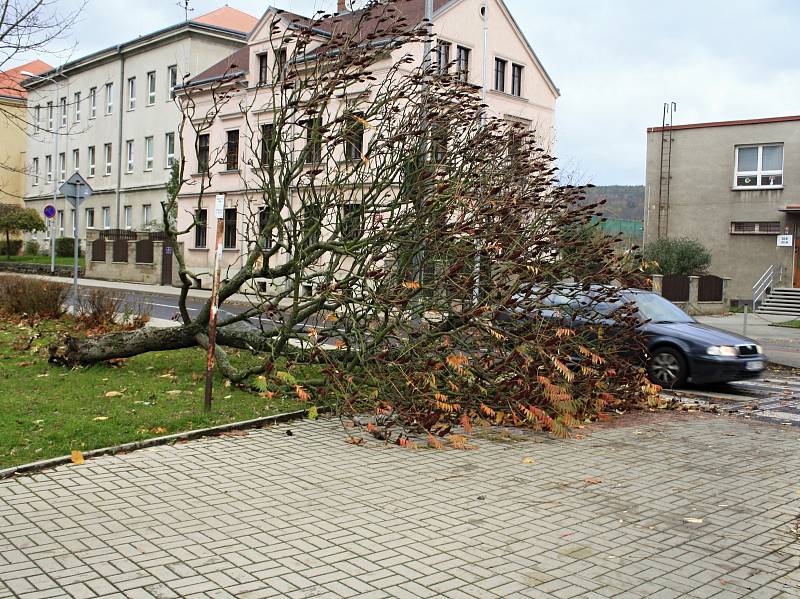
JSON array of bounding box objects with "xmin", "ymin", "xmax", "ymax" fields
[
  {"xmin": 0, "ymin": 205, "xmax": 45, "ymax": 259},
  {"xmin": 642, "ymin": 237, "xmax": 711, "ymax": 276},
  {"xmin": 55, "ymin": 237, "xmax": 81, "ymax": 258},
  {"xmin": 0, "ymin": 240, "xmax": 22, "ymax": 257},
  {"xmin": 24, "ymin": 240, "xmax": 40, "ymax": 255}
]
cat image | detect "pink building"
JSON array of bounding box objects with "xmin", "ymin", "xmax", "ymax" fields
[{"xmin": 176, "ymin": 0, "xmax": 559, "ymax": 290}]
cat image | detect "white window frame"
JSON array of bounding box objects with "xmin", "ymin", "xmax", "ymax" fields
[
  {"xmin": 167, "ymin": 65, "xmax": 178, "ymax": 100},
  {"xmin": 47, "ymin": 101, "xmax": 53, "ymax": 129},
  {"xmin": 102, "ymin": 206, "xmax": 111, "ymax": 230},
  {"xmin": 45, "ymin": 155, "xmax": 52, "ymax": 182},
  {"xmin": 165, "ymin": 132, "xmax": 175, "ymax": 168},
  {"xmin": 123, "ymin": 205, "xmax": 132, "ymax": 229},
  {"xmin": 125, "ymin": 140, "xmax": 134, "ymax": 173},
  {"xmin": 104, "ymin": 143, "xmax": 112, "ymax": 176},
  {"xmin": 58, "ymin": 152, "xmax": 65, "ymax": 182},
  {"xmin": 59, "ymin": 96, "xmax": 66, "ymax": 127},
  {"xmin": 89, "ymin": 87, "xmax": 97, "ymax": 118},
  {"xmin": 127, "ymin": 77, "xmax": 136, "ymax": 111},
  {"xmin": 88, "ymin": 146, "xmax": 96, "ymax": 177},
  {"xmin": 35, "ymin": 105, "xmax": 41, "ymax": 128},
  {"xmin": 142, "ymin": 204, "xmax": 152, "ymax": 225},
  {"xmin": 32, "ymin": 157, "xmax": 39, "ymax": 186},
  {"xmin": 144, "ymin": 136, "xmax": 154, "ymax": 170},
  {"xmin": 85, "ymin": 207, "xmax": 95, "ymax": 229},
  {"xmin": 734, "ymin": 144, "xmax": 784, "ymax": 189},
  {"xmin": 105, "ymin": 82, "xmax": 113, "ymax": 114},
  {"xmin": 147, "ymin": 71, "xmax": 156, "ymax": 105},
  {"xmin": 72, "ymin": 148, "xmax": 79, "ymax": 172},
  {"xmin": 74, "ymin": 91, "xmax": 81, "ymax": 122}
]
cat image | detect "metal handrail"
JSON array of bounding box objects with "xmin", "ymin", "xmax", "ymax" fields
[{"xmin": 752, "ymin": 264, "xmax": 779, "ymax": 311}]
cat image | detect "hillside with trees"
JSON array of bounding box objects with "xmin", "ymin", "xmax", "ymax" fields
[{"xmin": 582, "ymin": 185, "xmax": 645, "ymax": 221}]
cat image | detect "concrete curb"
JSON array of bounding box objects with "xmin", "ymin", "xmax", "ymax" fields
[{"xmin": 0, "ymin": 408, "xmax": 320, "ymax": 480}]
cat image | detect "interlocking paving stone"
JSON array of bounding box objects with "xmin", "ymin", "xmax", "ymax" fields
[{"xmin": 0, "ymin": 416, "xmax": 799, "ymax": 597}]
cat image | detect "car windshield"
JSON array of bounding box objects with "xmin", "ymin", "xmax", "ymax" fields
[{"xmin": 630, "ymin": 292, "xmax": 694, "ymax": 323}]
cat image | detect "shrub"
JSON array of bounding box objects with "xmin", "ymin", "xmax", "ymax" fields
[
  {"xmin": 78, "ymin": 287, "xmax": 121, "ymax": 326},
  {"xmin": 642, "ymin": 237, "xmax": 711, "ymax": 276},
  {"xmin": 0, "ymin": 240, "xmax": 22, "ymax": 257},
  {"xmin": 55, "ymin": 237, "xmax": 81, "ymax": 258},
  {"xmin": 0, "ymin": 275, "xmax": 68, "ymax": 318},
  {"xmin": 24, "ymin": 240, "xmax": 39, "ymax": 255}
]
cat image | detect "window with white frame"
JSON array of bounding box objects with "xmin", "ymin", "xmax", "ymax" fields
[
  {"xmin": 125, "ymin": 140, "xmax": 134, "ymax": 173},
  {"xmin": 45, "ymin": 155, "xmax": 52, "ymax": 182},
  {"xmin": 142, "ymin": 204, "xmax": 152, "ymax": 225},
  {"xmin": 123, "ymin": 205, "xmax": 132, "ymax": 229},
  {"xmin": 165, "ymin": 132, "xmax": 175, "ymax": 167},
  {"xmin": 104, "ymin": 143, "xmax": 112, "ymax": 175},
  {"xmin": 735, "ymin": 144, "xmax": 783, "ymax": 188},
  {"xmin": 70, "ymin": 209, "xmax": 75, "ymax": 235},
  {"xmin": 494, "ymin": 58, "xmax": 507, "ymax": 92},
  {"xmin": 74, "ymin": 92, "xmax": 81, "ymax": 122},
  {"xmin": 436, "ymin": 41, "xmax": 451, "ymax": 74},
  {"xmin": 89, "ymin": 87, "xmax": 97, "ymax": 118},
  {"xmin": 59, "ymin": 96, "xmax": 66, "ymax": 127},
  {"xmin": 127, "ymin": 77, "xmax": 136, "ymax": 110},
  {"xmin": 72, "ymin": 148, "xmax": 79, "ymax": 172},
  {"xmin": 167, "ymin": 65, "xmax": 177, "ymax": 99},
  {"xmin": 85, "ymin": 207, "xmax": 95, "ymax": 228},
  {"xmin": 34, "ymin": 104, "xmax": 41, "ymax": 128},
  {"xmin": 147, "ymin": 71, "xmax": 156, "ymax": 105},
  {"xmin": 105, "ymin": 82, "xmax": 113, "ymax": 114},
  {"xmin": 145, "ymin": 136, "xmax": 154, "ymax": 170},
  {"xmin": 32, "ymin": 158, "xmax": 39, "ymax": 185},
  {"xmin": 102, "ymin": 206, "xmax": 111, "ymax": 229},
  {"xmin": 88, "ymin": 146, "xmax": 96, "ymax": 177},
  {"xmin": 47, "ymin": 101, "xmax": 53, "ymax": 129},
  {"xmin": 57, "ymin": 210, "xmax": 64, "ymax": 235},
  {"xmin": 58, "ymin": 152, "xmax": 65, "ymax": 182},
  {"xmin": 511, "ymin": 64, "xmax": 524, "ymax": 97},
  {"xmin": 456, "ymin": 46, "xmax": 470, "ymax": 82}
]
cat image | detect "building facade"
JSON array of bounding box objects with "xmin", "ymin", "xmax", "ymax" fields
[
  {"xmin": 175, "ymin": 0, "xmax": 559, "ymax": 289},
  {"xmin": 21, "ymin": 7, "xmax": 256, "ymax": 247},
  {"xmin": 0, "ymin": 60, "xmax": 52, "ymax": 210},
  {"xmin": 644, "ymin": 115, "xmax": 800, "ymax": 301}
]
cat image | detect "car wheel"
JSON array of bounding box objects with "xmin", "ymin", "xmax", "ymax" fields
[{"xmin": 649, "ymin": 347, "xmax": 687, "ymax": 388}]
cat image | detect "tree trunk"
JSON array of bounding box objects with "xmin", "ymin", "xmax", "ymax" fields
[
  {"xmin": 49, "ymin": 324, "xmax": 202, "ymax": 366},
  {"xmin": 5, "ymin": 231, "xmax": 9, "ymax": 260}
]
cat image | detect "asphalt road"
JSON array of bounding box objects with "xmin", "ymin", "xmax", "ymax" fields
[{"xmin": 661, "ymin": 367, "xmax": 800, "ymax": 426}]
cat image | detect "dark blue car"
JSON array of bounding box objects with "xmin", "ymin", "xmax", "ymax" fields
[{"xmin": 531, "ymin": 288, "xmax": 767, "ymax": 388}]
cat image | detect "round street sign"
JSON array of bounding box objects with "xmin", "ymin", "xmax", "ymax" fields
[{"xmin": 43, "ymin": 204, "xmax": 56, "ymax": 219}]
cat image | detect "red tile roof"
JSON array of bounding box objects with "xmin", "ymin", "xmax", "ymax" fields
[
  {"xmin": 648, "ymin": 115, "xmax": 800, "ymax": 133},
  {"xmin": 192, "ymin": 6, "xmax": 258, "ymax": 33},
  {"xmin": 0, "ymin": 59, "xmax": 52, "ymax": 100}
]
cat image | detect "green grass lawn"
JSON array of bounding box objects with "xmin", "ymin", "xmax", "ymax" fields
[
  {"xmin": 1, "ymin": 255, "xmax": 86, "ymax": 267},
  {"xmin": 773, "ymin": 319, "xmax": 800, "ymax": 329},
  {"xmin": 0, "ymin": 317, "xmax": 309, "ymax": 469}
]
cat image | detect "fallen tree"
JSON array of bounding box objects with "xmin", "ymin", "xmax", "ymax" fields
[{"xmin": 49, "ymin": 1, "xmax": 655, "ymax": 434}]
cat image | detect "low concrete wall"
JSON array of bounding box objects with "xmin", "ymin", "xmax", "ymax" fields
[
  {"xmin": 651, "ymin": 274, "xmax": 731, "ymax": 315},
  {"xmin": 85, "ymin": 231, "xmax": 181, "ymax": 286},
  {"xmin": 0, "ymin": 261, "xmax": 84, "ymax": 278}
]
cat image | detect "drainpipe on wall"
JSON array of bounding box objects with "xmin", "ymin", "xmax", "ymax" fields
[
  {"xmin": 481, "ymin": 0, "xmax": 488, "ymax": 109},
  {"xmin": 115, "ymin": 50, "xmax": 125, "ymax": 230}
]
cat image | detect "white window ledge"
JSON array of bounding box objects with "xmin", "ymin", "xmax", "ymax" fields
[{"xmin": 731, "ymin": 185, "xmax": 784, "ymax": 191}]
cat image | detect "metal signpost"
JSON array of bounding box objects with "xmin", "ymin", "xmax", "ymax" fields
[
  {"xmin": 59, "ymin": 173, "xmax": 93, "ymax": 312},
  {"xmin": 204, "ymin": 194, "xmax": 226, "ymax": 412}
]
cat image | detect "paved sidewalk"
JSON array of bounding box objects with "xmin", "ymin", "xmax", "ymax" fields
[
  {"xmin": 696, "ymin": 313, "xmax": 800, "ymax": 368},
  {"xmin": 1, "ymin": 416, "xmax": 798, "ymax": 598}
]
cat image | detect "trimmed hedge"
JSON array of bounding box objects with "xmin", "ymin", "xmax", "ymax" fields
[{"xmin": 55, "ymin": 237, "xmax": 82, "ymax": 258}]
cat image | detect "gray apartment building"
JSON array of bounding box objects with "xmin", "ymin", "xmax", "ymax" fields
[
  {"xmin": 21, "ymin": 6, "xmax": 256, "ymax": 248},
  {"xmin": 644, "ymin": 114, "xmax": 800, "ymax": 306}
]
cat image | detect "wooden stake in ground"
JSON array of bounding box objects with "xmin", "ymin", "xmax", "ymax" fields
[{"xmin": 205, "ymin": 195, "xmax": 226, "ymax": 412}]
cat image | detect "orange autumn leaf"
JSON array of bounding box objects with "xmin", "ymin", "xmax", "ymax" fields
[
  {"xmin": 459, "ymin": 413, "xmax": 473, "ymax": 434},
  {"xmin": 295, "ymin": 385, "xmax": 311, "ymax": 402},
  {"xmin": 402, "ymin": 280, "xmax": 421, "ymax": 290},
  {"xmin": 70, "ymin": 451, "xmax": 84, "ymax": 465},
  {"xmin": 427, "ymin": 433, "xmax": 443, "ymax": 449}
]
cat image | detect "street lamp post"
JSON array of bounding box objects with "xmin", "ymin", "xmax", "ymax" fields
[{"xmin": 21, "ymin": 68, "xmax": 64, "ymax": 274}]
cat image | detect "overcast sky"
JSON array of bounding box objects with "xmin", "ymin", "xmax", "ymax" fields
[{"xmin": 17, "ymin": 0, "xmax": 800, "ymax": 185}]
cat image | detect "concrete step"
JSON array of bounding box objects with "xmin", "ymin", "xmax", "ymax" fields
[
  {"xmin": 756, "ymin": 308, "xmax": 800, "ymax": 316},
  {"xmin": 761, "ymin": 300, "xmax": 800, "ymax": 307}
]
